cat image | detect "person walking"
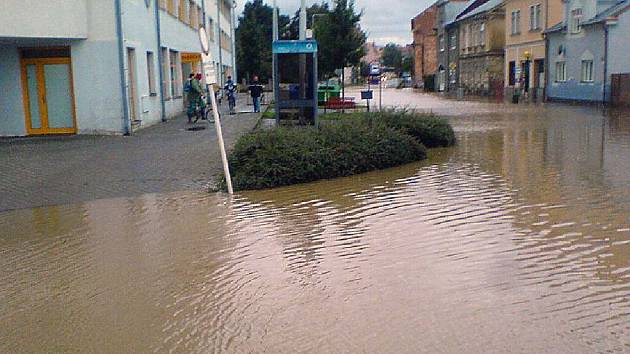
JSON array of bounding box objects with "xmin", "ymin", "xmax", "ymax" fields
[
  {"xmin": 248, "ymin": 76, "xmax": 263, "ymax": 113},
  {"xmin": 187, "ymin": 73, "xmax": 206, "ymax": 123},
  {"xmin": 224, "ymin": 76, "xmax": 237, "ymax": 115}
]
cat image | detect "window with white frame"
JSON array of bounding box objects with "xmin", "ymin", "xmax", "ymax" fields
[
  {"xmin": 570, "ymin": 8, "xmax": 583, "ymax": 33},
  {"xmin": 161, "ymin": 47, "xmax": 170, "ymax": 98},
  {"xmin": 479, "ymin": 23, "xmax": 485, "ymax": 46},
  {"xmin": 511, "ymin": 10, "xmax": 521, "ymax": 34},
  {"xmin": 208, "ymin": 17, "xmax": 215, "ymax": 40},
  {"xmin": 439, "ymin": 35, "xmax": 445, "ymax": 52},
  {"xmin": 530, "ymin": 4, "xmax": 541, "ymax": 30},
  {"xmin": 450, "ymin": 32, "xmax": 456, "ymax": 49},
  {"xmin": 555, "ymin": 61, "xmax": 566, "ymax": 82},
  {"xmin": 463, "ymin": 25, "xmax": 469, "ymax": 49},
  {"xmin": 581, "ymin": 60, "xmax": 593, "ymax": 82},
  {"xmin": 169, "ymin": 50, "xmax": 181, "ymax": 97}
]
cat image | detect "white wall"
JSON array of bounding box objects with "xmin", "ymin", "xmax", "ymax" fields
[
  {"xmin": 71, "ymin": 0, "xmax": 123, "ymax": 134},
  {"xmin": 0, "ymin": 0, "xmax": 88, "ymax": 39},
  {"xmin": 0, "ymin": 46, "xmax": 26, "ymax": 136}
]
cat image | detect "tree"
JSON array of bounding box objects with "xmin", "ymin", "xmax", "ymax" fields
[
  {"xmin": 236, "ymin": 0, "xmax": 289, "ymax": 83},
  {"xmin": 314, "ymin": 0, "xmax": 366, "ymax": 79},
  {"xmin": 381, "ymin": 43, "xmax": 402, "ymax": 71}
]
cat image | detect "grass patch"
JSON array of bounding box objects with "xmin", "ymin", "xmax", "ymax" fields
[{"xmin": 221, "ymin": 111, "xmax": 455, "ymax": 191}]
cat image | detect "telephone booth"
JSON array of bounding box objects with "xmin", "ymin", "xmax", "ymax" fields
[{"xmin": 273, "ymin": 40, "xmax": 319, "ymax": 126}]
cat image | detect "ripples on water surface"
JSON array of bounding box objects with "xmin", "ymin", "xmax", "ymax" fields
[{"xmin": 1, "ymin": 102, "xmax": 629, "ymax": 353}]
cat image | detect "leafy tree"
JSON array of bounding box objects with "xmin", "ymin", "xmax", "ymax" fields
[
  {"xmin": 236, "ymin": 0, "xmax": 289, "ymax": 83},
  {"xmin": 381, "ymin": 43, "xmax": 402, "ymax": 71},
  {"xmin": 313, "ymin": 0, "xmax": 367, "ymax": 80}
]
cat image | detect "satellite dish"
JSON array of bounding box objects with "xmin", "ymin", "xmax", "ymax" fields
[{"xmin": 198, "ymin": 28, "xmax": 210, "ymax": 55}]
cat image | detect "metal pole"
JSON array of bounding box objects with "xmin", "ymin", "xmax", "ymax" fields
[
  {"xmin": 115, "ymin": 0, "xmax": 131, "ymax": 135},
  {"xmin": 299, "ymin": 0, "xmax": 307, "ymax": 40},
  {"xmin": 379, "ymin": 75, "xmax": 383, "ymax": 111},
  {"xmin": 272, "ymin": 0, "xmax": 278, "ymax": 101},
  {"xmin": 155, "ymin": 0, "xmax": 166, "ymax": 122},
  {"xmin": 217, "ymin": 0, "xmax": 223, "ymax": 87},
  {"xmin": 208, "ymin": 83, "xmax": 234, "ymax": 194}
]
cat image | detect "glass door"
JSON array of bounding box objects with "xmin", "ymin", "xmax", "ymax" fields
[{"xmin": 21, "ymin": 57, "xmax": 77, "ymax": 135}]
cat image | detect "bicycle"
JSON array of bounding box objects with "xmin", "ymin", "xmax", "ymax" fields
[
  {"xmin": 227, "ymin": 93, "xmax": 236, "ymax": 115},
  {"xmin": 191, "ymin": 97, "xmax": 210, "ymax": 123}
]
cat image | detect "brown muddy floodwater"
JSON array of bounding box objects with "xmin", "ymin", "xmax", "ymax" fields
[{"xmin": 1, "ymin": 93, "xmax": 630, "ymax": 353}]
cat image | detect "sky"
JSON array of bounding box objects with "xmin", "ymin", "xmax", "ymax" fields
[{"xmin": 235, "ymin": 0, "xmax": 435, "ymax": 46}]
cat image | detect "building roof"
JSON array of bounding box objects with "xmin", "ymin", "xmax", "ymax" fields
[
  {"xmin": 545, "ymin": 0, "xmax": 629, "ymax": 34},
  {"xmin": 455, "ymin": 0, "xmax": 502, "ymax": 22},
  {"xmin": 544, "ymin": 21, "xmax": 565, "ymax": 34},
  {"xmin": 583, "ymin": 0, "xmax": 630, "ymax": 25},
  {"xmin": 445, "ymin": 0, "xmax": 475, "ymax": 26},
  {"xmin": 445, "ymin": 1, "xmax": 471, "ymax": 24}
]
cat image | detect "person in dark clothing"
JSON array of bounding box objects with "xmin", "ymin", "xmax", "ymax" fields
[{"xmin": 248, "ymin": 76, "xmax": 263, "ymax": 113}]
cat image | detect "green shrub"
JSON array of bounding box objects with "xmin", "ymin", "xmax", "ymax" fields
[
  {"xmin": 224, "ymin": 119, "xmax": 427, "ymax": 190},
  {"xmin": 322, "ymin": 110, "xmax": 456, "ymax": 148}
]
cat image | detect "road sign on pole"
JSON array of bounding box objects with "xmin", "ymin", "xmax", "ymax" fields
[{"xmin": 199, "ymin": 28, "xmax": 233, "ymax": 195}]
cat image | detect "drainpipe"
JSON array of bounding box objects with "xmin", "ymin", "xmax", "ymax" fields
[
  {"xmin": 231, "ymin": 1, "xmax": 237, "ymax": 83},
  {"xmin": 217, "ymin": 0, "xmax": 224, "ymax": 87},
  {"xmin": 115, "ymin": 0, "xmax": 131, "ymax": 135},
  {"xmin": 155, "ymin": 0, "xmax": 166, "ymax": 122},
  {"xmin": 602, "ymin": 24, "xmax": 608, "ymax": 104},
  {"xmin": 544, "ymin": 33, "xmax": 549, "ymax": 102}
]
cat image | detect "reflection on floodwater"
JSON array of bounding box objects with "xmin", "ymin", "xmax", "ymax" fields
[{"xmin": 1, "ymin": 93, "xmax": 629, "ymax": 353}]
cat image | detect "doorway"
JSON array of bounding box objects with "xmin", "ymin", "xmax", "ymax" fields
[{"xmin": 20, "ymin": 48, "xmax": 77, "ymax": 135}]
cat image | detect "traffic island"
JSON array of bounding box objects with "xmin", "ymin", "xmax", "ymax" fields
[{"xmin": 218, "ymin": 111, "xmax": 456, "ymax": 191}]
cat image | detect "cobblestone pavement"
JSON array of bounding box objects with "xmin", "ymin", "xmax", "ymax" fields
[{"xmin": 0, "ymin": 96, "xmax": 262, "ymax": 211}]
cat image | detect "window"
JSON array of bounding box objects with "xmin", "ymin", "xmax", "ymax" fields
[
  {"xmin": 464, "ymin": 25, "xmax": 470, "ymax": 49},
  {"xmin": 161, "ymin": 47, "xmax": 170, "ymax": 98},
  {"xmin": 530, "ymin": 4, "xmax": 541, "ymax": 30},
  {"xmin": 179, "ymin": 0, "xmax": 187, "ymax": 22},
  {"xmin": 581, "ymin": 60, "xmax": 593, "ymax": 82},
  {"xmin": 169, "ymin": 50, "xmax": 181, "ymax": 97},
  {"xmin": 450, "ymin": 32, "xmax": 456, "ymax": 50},
  {"xmin": 198, "ymin": 6, "xmax": 203, "ymax": 29},
  {"xmin": 511, "ymin": 10, "xmax": 521, "ymax": 34},
  {"xmin": 189, "ymin": 1, "xmax": 196, "ymax": 28},
  {"xmin": 479, "ymin": 23, "xmax": 485, "ymax": 46},
  {"xmin": 509, "ymin": 61, "xmax": 516, "ymax": 86},
  {"xmin": 439, "ymin": 35, "xmax": 445, "ymax": 52},
  {"xmin": 555, "ymin": 61, "xmax": 566, "ymax": 82},
  {"xmin": 208, "ymin": 17, "xmax": 215, "ymax": 40},
  {"xmin": 570, "ymin": 8, "xmax": 583, "ymax": 33},
  {"xmin": 147, "ymin": 52, "xmax": 157, "ymax": 95}
]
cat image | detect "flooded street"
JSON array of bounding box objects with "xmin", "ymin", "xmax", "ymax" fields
[{"xmin": 1, "ymin": 90, "xmax": 629, "ymax": 353}]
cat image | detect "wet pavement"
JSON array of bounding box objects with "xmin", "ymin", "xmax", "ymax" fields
[
  {"xmin": 1, "ymin": 90, "xmax": 629, "ymax": 353},
  {"xmin": 0, "ymin": 95, "xmax": 262, "ymax": 211}
]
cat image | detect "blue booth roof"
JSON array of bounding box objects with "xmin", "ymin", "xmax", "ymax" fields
[{"xmin": 273, "ymin": 40, "xmax": 318, "ymax": 54}]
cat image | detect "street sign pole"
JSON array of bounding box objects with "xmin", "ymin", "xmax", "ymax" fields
[{"xmin": 199, "ymin": 28, "xmax": 233, "ymax": 195}]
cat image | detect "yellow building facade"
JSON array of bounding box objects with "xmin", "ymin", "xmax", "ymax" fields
[{"xmin": 504, "ymin": 0, "xmax": 563, "ymax": 101}]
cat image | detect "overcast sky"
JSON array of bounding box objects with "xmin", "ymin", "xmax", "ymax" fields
[{"xmin": 235, "ymin": 0, "xmax": 435, "ymax": 45}]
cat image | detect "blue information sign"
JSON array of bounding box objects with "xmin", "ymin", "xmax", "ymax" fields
[{"xmin": 273, "ymin": 40, "xmax": 318, "ymax": 54}]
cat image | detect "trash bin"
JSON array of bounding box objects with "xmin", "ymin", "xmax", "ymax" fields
[
  {"xmin": 512, "ymin": 90, "xmax": 520, "ymax": 104},
  {"xmin": 289, "ymin": 84, "xmax": 300, "ymax": 100}
]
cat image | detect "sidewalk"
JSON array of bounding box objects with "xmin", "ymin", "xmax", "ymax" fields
[{"xmin": 0, "ymin": 95, "xmax": 262, "ymax": 211}]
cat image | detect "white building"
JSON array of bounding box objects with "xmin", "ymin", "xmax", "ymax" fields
[{"xmin": 0, "ymin": 0, "xmax": 237, "ymax": 136}]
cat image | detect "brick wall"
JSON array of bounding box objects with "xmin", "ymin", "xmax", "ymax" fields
[{"xmin": 412, "ymin": 4, "xmax": 438, "ymax": 83}]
